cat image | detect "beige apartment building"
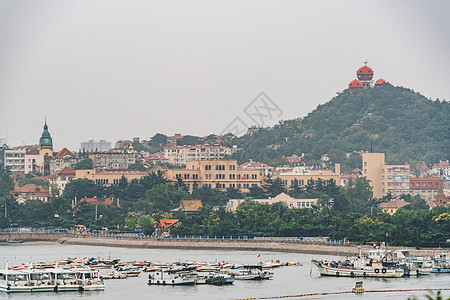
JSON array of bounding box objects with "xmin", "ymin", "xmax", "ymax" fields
[
  {"xmin": 75, "ymin": 169, "xmax": 147, "ymax": 186},
  {"xmin": 165, "ymin": 159, "xmax": 263, "ymax": 192},
  {"xmin": 89, "ymin": 149, "xmax": 135, "ymax": 170},
  {"xmin": 273, "ymin": 164, "xmax": 341, "ymax": 188},
  {"xmin": 361, "ymin": 152, "xmax": 410, "ymax": 199},
  {"xmin": 164, "ymin": 145, "xmax": 236, "ymax": 166}
]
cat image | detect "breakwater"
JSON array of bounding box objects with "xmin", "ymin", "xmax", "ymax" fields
[{"xmin": 0, "ymin": 232, "xmax": 444, "ymax": 257}]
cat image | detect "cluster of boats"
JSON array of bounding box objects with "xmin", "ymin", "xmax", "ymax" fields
[
  {"xmin": 312, "ymin": 244, "xmax": 450, "ymax": 278},
  {"xmin": 0, "ymin": 266, "xmax": 104, "ymax": 293},
  {"xmin": 0, "ymin": 257, "xmax": 301, "ymax": 291}
]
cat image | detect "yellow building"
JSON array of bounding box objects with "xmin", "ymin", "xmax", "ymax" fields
[
  {"xmin": 361, "ymin": 152, "xmax": 410, "ymax": 199},
  {"xmin": 226, "ymin": 192, "xmax": 318, "ymax": 211},
  {"xmin": 165, "ymin": 159, "xmax": 263, "ymax": 192},
  {"xmin": 75, "ymin": 169, "xmax": 147, "ymax": 186},
  {"xmin": 273, "ymin": 164, "xmax": 340, "ymax": 188}
]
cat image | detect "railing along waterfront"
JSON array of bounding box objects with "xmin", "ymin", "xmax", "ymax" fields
[{"xmin": 0, "ymin": 229, "xmax": 351, "ymax": 245}]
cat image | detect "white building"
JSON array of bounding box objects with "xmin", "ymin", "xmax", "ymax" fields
[
  {"xmin": 164, "ymin": 145, "xmax": 236, "ymax": 166},
  {"xmin": 80, "ymin": 140, "xmax": 111, "ymax": 152},
  {"xmin": 4, "ymin": 148, "xmax": 44, "ymax": 174}
]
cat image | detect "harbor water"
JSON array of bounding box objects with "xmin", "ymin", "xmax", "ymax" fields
[{"xmin": 0, "ymin": 244, "xmax": 448, "ymax": 300}]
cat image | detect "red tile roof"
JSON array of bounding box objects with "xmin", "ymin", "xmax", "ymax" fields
[
  {"xmin": 55, "ymin": 148, "xmax": 75, "ymax": 158},
  {"xmin": 378, "ymin": 199, "xmax": 409, "ymax": 209},
  {"xmin": 156, "ymin": 219, "xmax": 180, "ymax": 228}
]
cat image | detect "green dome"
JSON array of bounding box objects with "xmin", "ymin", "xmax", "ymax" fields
[{"xmin": 40, "ymin": 120, "xmax": 52, "ymax": 146}]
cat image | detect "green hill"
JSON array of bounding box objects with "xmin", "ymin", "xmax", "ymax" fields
[{"xmin": 228, "ymin": 84, "xmax": 449, "ymax": 170}]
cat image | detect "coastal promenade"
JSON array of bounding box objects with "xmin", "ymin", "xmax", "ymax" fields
[{"xmin": 0, "ymin": 231, "xmax": 444, "ymax": 257}]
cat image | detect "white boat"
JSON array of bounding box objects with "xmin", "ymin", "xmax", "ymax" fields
[
  {"xmin": 312, "ymin": 247, "xmax": 404, "ymax": 278},
  {"xmin": 432, "ymin": 252, "xmax": 450, "ymax": 273},
  {"xmin": 0, "ymin": 269, "xmax": 31, "ymax": 293},
  {"xmin": 232, "ymin": 266, "xmax": 273, "ymax": 280},
  {"xmin": 148, "ymin": 269, "xmax": 197, "ymax": 285},
  {"xmin": 74, "ymin": 268, "xmax": 105, "ymax": 291},
  {"xmin": 27, "ymin": 269, "xmax": 55, "ymax": 292},
  {"xmin": 312, "ymin": 258, "xmax": 404, "ymax": 278}
]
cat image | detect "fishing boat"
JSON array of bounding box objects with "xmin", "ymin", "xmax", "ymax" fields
[
  {"xmin": 148, "ymin": 268, "xmax": 197, "ymax": 285},
  {"xmin": 432, "ymin": 252, "xmax": 450, "ymax": 273},
  {"xmin": 231, "ymin": 266, "xmax": 273, "ymax": 280},
  {"xmin": 312, "ymin": 247, "xmax": 405, "ymax": 278}
]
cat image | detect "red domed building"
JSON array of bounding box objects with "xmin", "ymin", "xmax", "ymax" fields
[
  {"xmin": 356, "ymin": 63, "xmax": 374, "ymax": 89},
  {"xmin": 348, "ymin": 79, "xmax": 363, "ymax": 92},
  {"xmin": 375, "ymin": 78, "xmax": 386, "ymax": 87}
]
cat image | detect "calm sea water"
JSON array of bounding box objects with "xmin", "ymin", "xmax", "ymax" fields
[{"xmin": 0, "ymin": 244, "xmax": 448, "ymax": 300}]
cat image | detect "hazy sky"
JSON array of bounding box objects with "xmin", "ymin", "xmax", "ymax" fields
[{"xmin": 1, "ymin": 0, "xmax": 449, "ymax": 151}]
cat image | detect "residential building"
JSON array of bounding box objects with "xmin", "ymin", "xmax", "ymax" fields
[
  {"xmin": 25, "ymin": 150, "xmax": 44, "ymax": 174},
  {"xmin": 164, "ymin": 144, "xmax": 236, "ymax": 166},
  {"xmin": 13, "ymin": 184, "xmax": 51, "ymax": 203},
  {"xmin": 273, "ymin": 164, "xmax": 340, "ymax": 188},
  {"xmin": 430, "ymin": 161, "xmax": 450, "ymax": 176},
  {"xmin": 80, "ymin": 140, "xmax": 111, "ymax": 152},
  {"xmin": 239, "ymin": 161, "xmax": 274, "ymax": 175},
  {"xmin": 4, "ymin": 148, "xmax": 26, "ymax": 173},
  {"xmin": 50, "ymin": 148, "xmax": 78, "ymax": 174},
  {"xmin": 226, "ymin": 192, "xmax": 318, "ymax": 211},
  {"xmin": 164, "ymin": 159, "xmax": 263, "ymax": 193},
  {"xmin": 47, "ymin": 167, "xmax": 76, "ymax": 194},
  {"xmin": 89, "ymin": 148, "xmax": 136, "ymax": 170},
  {"xmin": 409, "ymin": 178, "xmax": 441, "ymax": 201},
  {"xmin": 75, "ymin": 169, "xmax": 147, "ymax": 186},
  {"xmin": 172, "ymin": 200, "xmax": 202, "ymax": 214},
  {"xmin": 378, "ymin": 198, "xmax": 409, "ymax": 215},
  {"xmin": 340, "ymin": 174, "xmax": 362, "ymax": 186},
  {"xmin": 361, "ymin": 152, "xmax": 410, "ymax": 199}
]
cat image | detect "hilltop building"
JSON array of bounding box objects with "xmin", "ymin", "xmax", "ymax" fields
[
  {"xmin": 348, "ymin": 61, "xmax": 386, "ymax": 92},
  {"xmin": 361, "ymin": 152, "xmax": 410, "ymax": 199}
]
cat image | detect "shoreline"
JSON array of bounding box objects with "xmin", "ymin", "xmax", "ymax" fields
[{"xmin": 1, "ymin": 234, "xmax": 447, "ymax": 257}]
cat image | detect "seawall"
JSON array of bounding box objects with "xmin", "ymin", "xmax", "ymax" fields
[{"xmin": 0, "ymin": 233, "xmax": 444, "ymax": 257}]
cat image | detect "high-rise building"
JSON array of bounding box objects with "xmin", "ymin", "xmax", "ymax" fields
[
  {"xmin": 80, "ymin": 140, "xmax": 111, "ymax": 152},
  {"xmin": 362, "ymin": 152, "xmax": 410, "ymax": 199}
]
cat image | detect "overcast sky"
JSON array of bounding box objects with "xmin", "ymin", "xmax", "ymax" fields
[{"xmin": 1, "ymin": 0, "xmax": 449, "ymax": 151}]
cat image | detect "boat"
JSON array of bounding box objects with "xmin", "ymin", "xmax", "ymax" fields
[
  {"xmin": 148, "ymin": 268, "xmax": 197, "ymax": 285},
  {"xmin": 195, "ymin": 271, "xmax": 235, "ymax": 285},
  {"xmin": 312, "ymin": 247, "xmax": 405, "ymax": 278},
  {"xmin": 231, "ymin": 266, "xmax": 273, "ymax": 280},
  {"xmin": 0, "ymin": 269, "xmax": 32, "ymax": 292},
  {"xmin": 73, "ymin": 268, "xmax": 105, "ymax": 291},
  {"xmin": 432, "ymin": 252, "xmax": 450, "ymax": 273}
]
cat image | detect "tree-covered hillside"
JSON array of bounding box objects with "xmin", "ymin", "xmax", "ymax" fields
[{"xmin": 227, "ymin": 84, "xmax": 449, "ymax": 168}]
